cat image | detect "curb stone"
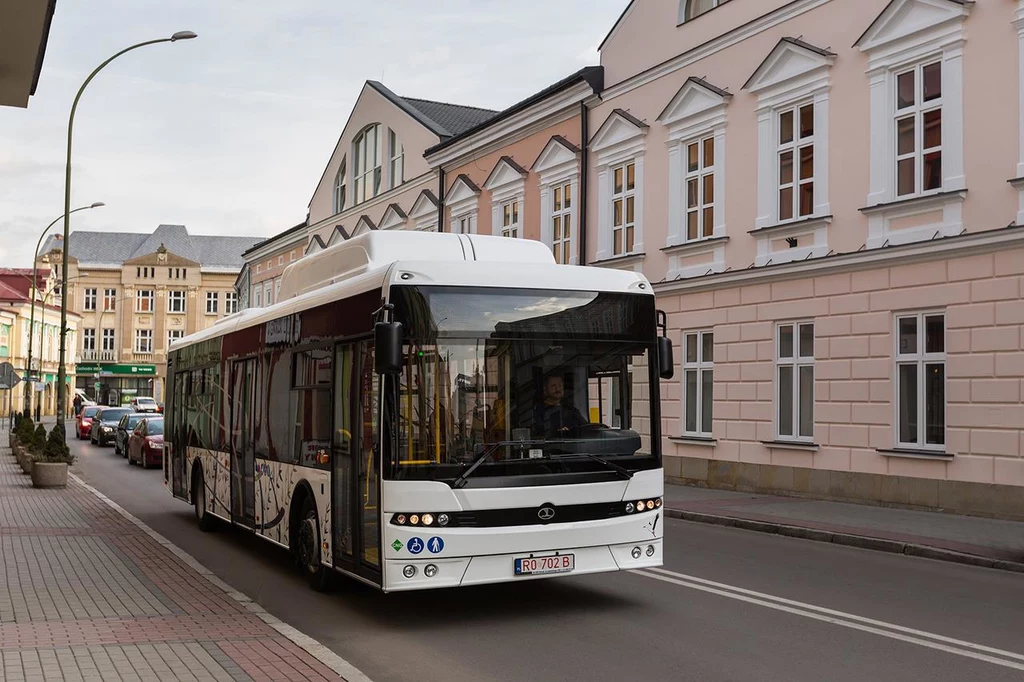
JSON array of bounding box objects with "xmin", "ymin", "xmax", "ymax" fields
[
  {"xmin": 665, "ymin": 508, "xmax": 1024, "ymax": 575},
  {"xmin": 70, "ymin": 472, "xmax": 374, "ymax": 682}
]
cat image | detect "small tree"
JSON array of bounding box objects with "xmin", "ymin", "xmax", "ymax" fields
[
  {"xmin": 37, "ymin": 424, "xmax": 73, "ymax": 464},
  {"xmin": 31, "ymin": 424, "xmax": 47, "ymax": 453},
  {"xmin": 16, "ymin": 414, "xmax": 35, "ymax": 443}
]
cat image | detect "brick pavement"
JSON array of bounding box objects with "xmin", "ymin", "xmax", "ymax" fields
[{"xmin": 0, "ymin": 443, "xmax": 352, "ymax": 682}]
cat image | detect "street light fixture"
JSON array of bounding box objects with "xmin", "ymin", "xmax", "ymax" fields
[
  {"xmin": 24, "ymin": 204, "xmax": 104, "ymax": 415},
  {"xmin": 56, "ymin": 31, "xmax": 198, "ymax": 424}
]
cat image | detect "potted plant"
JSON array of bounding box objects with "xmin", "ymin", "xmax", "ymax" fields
[
  {"xmin": 31, "ymin": 424, "xmax": 74, "ymax": 489},
  {"xmin": 14, "ymin": 415, "xmax": 36, "ymax": 472}
]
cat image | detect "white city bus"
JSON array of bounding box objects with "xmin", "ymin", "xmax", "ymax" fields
[{"xmin": 165, "ymin": 231, "xmax": 673, "ymax": 592}]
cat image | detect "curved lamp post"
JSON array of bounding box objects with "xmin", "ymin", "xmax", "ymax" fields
[
  {"xmin": 24, "ymin": 203, "xmax": 104, "ymax": 415},
  {"xmin": 56, "ymin": 31, "xmax": 198, "ymax": 423}
]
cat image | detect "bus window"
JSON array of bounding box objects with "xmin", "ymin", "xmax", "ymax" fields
[{"xmin": 291, "ymin": 348, "xmax": 332, "ymax": 469}]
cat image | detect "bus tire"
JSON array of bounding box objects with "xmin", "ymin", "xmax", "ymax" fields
[
  {"xmin": 192, "ymin": 465, "xmax": 216, "ymax": 533},
  {"xmin": 295, "ymin": 495, "xmax": 331, "ymax": 592}
]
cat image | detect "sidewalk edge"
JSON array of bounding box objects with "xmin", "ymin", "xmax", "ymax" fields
[
  {"xmin": 70, "ymin": 473, "xmax": 373, "ymax": 682},
  {"xmin": 665, "ymin": 508, "xmax": 1024, "ymax": 574}
]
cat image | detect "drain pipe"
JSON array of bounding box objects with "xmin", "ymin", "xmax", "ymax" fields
[
  {"xmin": 437, "ymin": 168, "xmax": 446, "ymax": 232},
  {"xmin": 578, "ymin": 101, "xmax": 590, "ymax": 265}
]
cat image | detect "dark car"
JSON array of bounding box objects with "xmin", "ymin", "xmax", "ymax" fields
[
  {"xmin": 76, "ymin": 405, "xmax": 105, "ymax": 440},
  {"xmin": 114, "ymin": 412, "xmax": 149, "ymax": 457},
  {"xmin": 128, "ymin": 417, "xmax": 164, "ymax": 468},
  {"xmin": 91, "ymin": 407, "xmax": 132, "ymax": 446}
]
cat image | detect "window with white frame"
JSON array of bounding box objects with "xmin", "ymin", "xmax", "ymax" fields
[
  {"xmin": 83, "ymin": 288, "xmax": 97, "ymax": 311},
  {"xmin": 682, "ymin": 331, "xmax": 714, "ymax": 437},
  {"xmin": 103, "ymin": 288, "xmax": 117, "ymax": 311},
  {"xmin": 101, "ymin": 329, "xmax": 115, "ymax": 352},
  {"xmin": 388, "ymin": 129, "xmax": 404, "ymax": 189},
  {"xmin": 167, "ymin": 329, "xmax": 184, "ymax": 347},
  {"xmin": 264, "ymin": 281, "xmax": 273, "ymax": 307},
  {"xmin": 776, "ymin": 322, "xmax": 814, "ymax": 441},
  {"xmin": 777, "ymin": 102, "xmax": 815, "ymax": 221},
  {"xmin": 894, "ymin": 61, "xmax": 942, "ymax": 197},
  {"xmin": 135, "ymin": 329, "xmax": 153, "ymax": 354},
  {"xmin": 552, "ymin": 182, "xmax": 572, "ymax": 264},
  {"xmin": 895, "ymin": 312, "xmax": 945, "ymax": 449},
  {"xmin": 225, "ymin": 291, "xmax": 238, "ymax": 314},
  {"xmin": 167, "ymin": 290, "xmax": 186, "ymax": 313},
  {"xmin": 253, "ymin": 286, "xmax": 262, "ymax": 308},
  {"xmin": 500, "ymin": 200, "xmax": 520, "ymax": 239},
  {"xmin": 136, "ymin": 290, "xmax": 154, "ymax": 313},
  {"xmin": 685, "ymin": 136, "xmax": 716, "ymax": 240},
  {"xmin": 206, "ymin": 291, "xmax": 219, "ymax": 315},
  {"xmin": 278, "ymin": 255, "xmax": 283, "ymax": 266},
  {"xmin": 611, "ymin": 161, "xmax": 636, "ymax": 256},
  {"xmin": 275, "ymin": 277, "xmax": 282, "ymax": 301},
  {"xmin": 82, "ymin": 328, "xmax": 96, "ymax": 352},
  {"xmin": 333, "ymin": 158, "xmax": 347, "ymax": 214},
  {"xmin": 353, "ymin": 124, "xmax": 382, "ymax": 205},
  {"xmin": 454, "ymin": 214, "xmax": 475, "ymax": 234}
]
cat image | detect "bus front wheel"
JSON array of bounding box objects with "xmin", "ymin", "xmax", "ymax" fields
[
  {"xmin": 295, "ymin": 496, "xmax": 331, "ymax": 592},
  {"xmin": 192, "ymin": 466, "xmax": 216, "ymax": 532}
]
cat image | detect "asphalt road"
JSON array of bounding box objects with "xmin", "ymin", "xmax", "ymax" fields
[{"xmin": 69, "ymin": 431, "xmax": 1024, "ymax": 682}]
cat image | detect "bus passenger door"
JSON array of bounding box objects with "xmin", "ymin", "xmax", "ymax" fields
[
  {"xmin": 332, "ymin": 341, "xmax": 381, "ymax": 582},
  {"xmin": 230, "ymin": 359, "xmax": 256, "ymax": 527}
]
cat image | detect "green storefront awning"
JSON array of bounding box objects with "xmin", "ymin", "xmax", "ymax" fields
[{"xmin": 75, "ymin": 363, "xmax": 157, "ymax": 376}]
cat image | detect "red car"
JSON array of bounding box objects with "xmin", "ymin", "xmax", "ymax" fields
[
  {"xmin": 127, "ymin": 417, "xmax": 164, "ymax": 468},
  {"xmin": 75, "ymin": 405, "xmax": 104, "ymax": 440}
]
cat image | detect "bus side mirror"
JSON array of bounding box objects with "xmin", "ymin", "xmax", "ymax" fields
[
  {"xmin": 374, "ymin": 321, "xmax": 404, "ymax": 375},
  {"xmin": 658, "ymin": 336, "xmax": 674, "ymax": 380}
]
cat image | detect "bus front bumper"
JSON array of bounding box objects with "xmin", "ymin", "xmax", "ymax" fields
[{"xmin": 383, "ymin": 538, "xmax": 662, "ymax": 592}]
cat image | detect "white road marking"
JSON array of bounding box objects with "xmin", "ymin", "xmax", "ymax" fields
[{"xmin": 634, "ymin": 566, "xmax": 1024, "ymax": 672}]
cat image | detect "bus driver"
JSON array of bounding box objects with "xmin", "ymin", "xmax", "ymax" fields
[{"xmin": 534, "ymin": 374, "xmax": 589, "ymax": 438}]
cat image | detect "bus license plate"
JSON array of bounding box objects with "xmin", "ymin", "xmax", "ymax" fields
[{"xmin": 514, "ymin": 554, "xmax": 575, "ymax": 576}]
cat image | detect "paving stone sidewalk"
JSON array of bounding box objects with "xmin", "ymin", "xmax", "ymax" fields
[
  {"xmin": 0, "ymin": 443, "xmax": 347, "ymax": 682},
  {"xmin": 665, "ymin": 483, "xmax": 1024, "ymax": 570}
]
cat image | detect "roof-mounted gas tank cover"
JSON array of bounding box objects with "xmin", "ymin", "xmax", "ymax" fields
[{"xmin": 276, "ymin": 231, "xmax": 556, "ymax": 301}]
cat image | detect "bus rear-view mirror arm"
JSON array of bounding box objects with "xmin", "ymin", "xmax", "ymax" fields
[{"xmin": 656, "ymin": 310, "xmax": 674, "ymax": 380}]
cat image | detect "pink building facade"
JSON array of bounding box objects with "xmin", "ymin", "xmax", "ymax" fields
[
  {"xmin": 590, "ymin": 0, "xmax": 1024, "ymax": 517},
  {"xmin": 276, "ymin": 0, "xmax": 1024, "ymax": 515}
]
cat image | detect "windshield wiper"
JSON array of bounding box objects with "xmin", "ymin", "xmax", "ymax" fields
[
  {"xmin": 552, "ymin": 453, "xmax": 633, "ymax": 480},
  {"xmin": 452, "ymin": 439, "xmax": 552, "ymax": 489}
]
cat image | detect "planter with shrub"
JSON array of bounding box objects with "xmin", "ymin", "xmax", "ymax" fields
[{"xmin": 31, "ymin": 424, "xmax": 75, "ymax": 488}]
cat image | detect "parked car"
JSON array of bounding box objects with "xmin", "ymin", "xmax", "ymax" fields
[
  {"xmin": 114, "ymin": 412, "xmax": 149, "ymax": 457},
  {"xmin": 128, "ymin": 417, "xmax": 164, "ymax": 468},
  {"xmin": 91, "ymin": 407, "xmax": 132, "ymax": 446},
  {"xmin": 130, "ymin": 396, "xmax": 160, "ymax": 413},
  {"xmin": 76, "ymin": 405, "xmax": 105, "ymax": 440}
]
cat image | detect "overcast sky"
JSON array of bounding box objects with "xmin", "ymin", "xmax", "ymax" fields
[{"xmin": 0, "ymin": 0, "xmax": 626, "ymax": 268}]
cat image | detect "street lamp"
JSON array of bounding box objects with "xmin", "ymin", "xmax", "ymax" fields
[
  {"xmin": 56, "ymin": 31, "xmax": 198, "ymax": 424},
  {"xmin": 31, "ymin": 276, "xmax": 88, "ymax": 420},
  {"xmin": 24, "ymin": 204, "xmax": 104, "ymax": 414}
]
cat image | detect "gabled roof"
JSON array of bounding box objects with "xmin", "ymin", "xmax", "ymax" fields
[
  {"xmin": 367, "ymin": 81, "xmax": 499, "ymax": 139},
  {"xmin": 854, "ymin": 0, "xmax": 972, "ymax": 50},
  {"xmin": 598, "ymin": 0, "xmax": 638, "ymax": 52},
  {"xmin": 484, "ymin": 156, "xmax": 528, "ymax": 189},
  {"xmin": 424, "ymin": 66, "xmax": 603, "ymax": 157},
  {"xmin": 657, "ymin": 77, "xmax": 732, "ymax": 123},
  {"xmin": 742, "ymin": 37, "xmax": 836, "ymax": 92},
  {"xmin": 40, "ymin": 224, "xmax": 261, "ymax": 269},
  {"xmin": 305, "ymin": 234, "xmax": 327, "ymax": 255}
]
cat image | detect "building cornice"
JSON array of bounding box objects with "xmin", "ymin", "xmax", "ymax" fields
[{"xmin": 654, "ymin": 224, "xmax": 1024, "ymax": 295}]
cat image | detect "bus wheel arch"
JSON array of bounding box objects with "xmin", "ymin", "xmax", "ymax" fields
[{"xmin": 290, "ymin": 482, "xmax": 331, "ymax": 592}]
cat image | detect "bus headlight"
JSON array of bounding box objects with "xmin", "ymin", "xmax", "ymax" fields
[
  {"xmin": 625, "ymin": 502, "xmax": 634, "ymax": 514},
  {"xmin": 437, "ymin": 513, "xmax": 449, "ymax": 527},
  {"xmin": 636, "ymin": 500, "xmax": 647, "ymax": 511},
  {"xmin": 424, "ymin": 564, "xmax": 438, "ymax": 578},
  {"xmin": 396, "ymin": 514, "xmax": 407, "ymax": 525},
  {"xmin": 403, "ymin": 565, "xmax": 417, "ymax": 579},
  {"xmin": 409, "ymin": 514, "xmax": 420, "ymax": 525},
  {"xmin": 421, "ymin": 513, "xmax": 434, "ymax": 526},
  {"xmin": 646, "ymin": 545, "xmax": 655, "ymax": 557},
  {"xmin": 631, "ymin": 547, "xmax": 642, "ymax": 559}
]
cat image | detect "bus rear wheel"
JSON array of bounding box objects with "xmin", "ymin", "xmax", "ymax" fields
[
  {"xmin": 295, "ymin": 496, "xmax": 331, "ymax": 592},
  {"xmin": 192, "ymin": 467, "xmax": 216, "ymax": 533}
]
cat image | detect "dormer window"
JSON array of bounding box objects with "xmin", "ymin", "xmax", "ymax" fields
[{"xmin": 679, "ymin": 0, "xmax": 728, "ymax": 23}]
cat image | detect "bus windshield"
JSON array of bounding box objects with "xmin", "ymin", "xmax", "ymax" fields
[{"xmin": 388, "ymin": 286, "xmax": 660, "ymax": 484}]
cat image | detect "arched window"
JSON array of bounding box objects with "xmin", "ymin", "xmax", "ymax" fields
[
  {"xmin": 353, "ymin": 123, "xmax": 383, "ymax": 205},
  {"xmin": 680, "ymin": 0, "xmax": 725, "ymax": 23},
  {"xmin": 333, "ymin": 157, "xmax": 347, "ymax": 214},
  {"xmin": 388, "ymin": 128, "xmax": 404, "ymax": 189}
]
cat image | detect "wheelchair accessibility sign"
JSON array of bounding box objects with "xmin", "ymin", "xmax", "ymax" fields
[{"xmin": 407, "ymin": 537, "xmax": 425, "ymax": 555}]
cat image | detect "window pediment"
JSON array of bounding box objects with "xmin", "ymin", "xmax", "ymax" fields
[
  {"xmin": 408, "ymin": 190, "xmax": 439, "ymax": 221},
  {"xmin": 483, "ymin": 156, "xmax": 527, "ymax": 192},
  {"xmin": 327, "ymin": 226, "xmax": 348, "ymax": 246},
  {"xmin": 658, "ymin": 77, "xmax": 731, "ymax": 128},
  {"xmin": 590, "ymin": 109, "xmax": 648, "ymax": 154},
  {"xmin": 305, "ymin": 235, "xmax": 326, "ymax": 255},
  {"xmin": 352, "ymin": 215, "xmax": 377, "ymax": 236},
  {"xmin": 743, "ymin": 37, "xmax": 835, "ymax": 98},
  {"xmin": 445, "ymin": 174, "xmax": 481, "ymax": 206},
  {"xmin": 855, "ymin": 0, "xmax": 972, "ymax": 54},
  {"xmin": 532, "ymin": 136, "xmax": 580, "ymax": 176},
  {"xmin": 378, "ymin": 204, "xmax": 408, "ymax": 231}
]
